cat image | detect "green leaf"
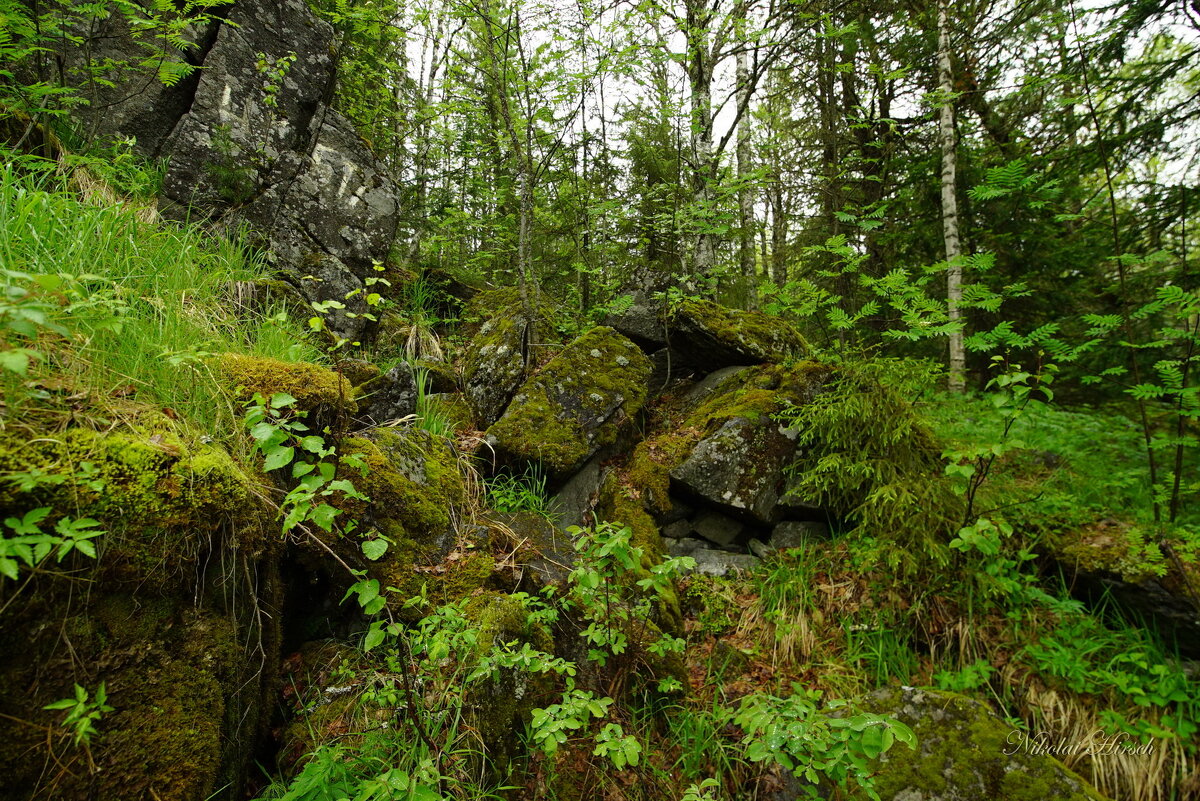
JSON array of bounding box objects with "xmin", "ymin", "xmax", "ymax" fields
[
  {"xmin": 263, "ymin": 446, "xmax": 295, "ymax": 472},
  {"xmin": 362, "ymin": 539, "xmax": 388, "ymax": 561}
]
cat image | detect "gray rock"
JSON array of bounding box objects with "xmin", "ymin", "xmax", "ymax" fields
[
  {"xmin": 859, "ymin": 686, "xmax": 1110, "ymax": 801},
  {"xmin": 657, "ymin": 496, "xmax": 695, "ymax": 526},
  {"xmin": 123, "ymin": 0, "xmax": 401, "ymax": 342},
  {"xmin": 684, "ymin": 366, "xmax": 751, "ymax": 406},
  {"xmin": 605, "ymin": 292, "xmax": 807, "ymax": 369},
  {"xmin": 770, "ymin": 521, "xmax": 829, "ymax": 550},
  {"xmin": 355, "ymin": 362, "xmax": 417, "ymax": 425},
  {"xmin": 603, "ymin": 291, "xmax": 667, "ymax": 349},
  {"xmin": 671, "ymin": 417, "xmax": 799, "ymax": 525},
  {"xmin": 686, "ymin": 549, "xmax": 761, "ymax": 577},
  {"xmin": 548, "ymin": 455, "xmax": 607, "ymax": 530},
  {"xmin": 747, "ymin": 538, "xmax": 772, "ymax": 558},
  {"xmin": 661, "ymin": 519, "xmax": 692, "ymax": 540},
  {"xmin": 667, "ymin": 537, "xmax": 707, "ymax": 558},
  {"xmin": 501, "ymin": 511, "xmax": 575, "ymax": 592},
  {"xmin": 690, "ymin": 510, "xmax": 744, "ymax": 547},
  {"xmin": 462, "ymin": 292, "xmax": 564, "ymax": 425}
]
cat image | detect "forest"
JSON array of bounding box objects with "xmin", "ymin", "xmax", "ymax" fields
[{"xmin": 0, "ymin": 0, "xmax": 1198, "ymax": 799}]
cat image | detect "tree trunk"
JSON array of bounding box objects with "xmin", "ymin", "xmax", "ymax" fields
[
  {"xmin": 938, "ymin": 0, "xmax": 965, "ymax": 393},
  {"xmin": 687, "ymin": 0, "xmax": 716, "ymax": 279},
  {"xmin": 736, "ymin": 43, "xmax": 755, "ymax": 302}
]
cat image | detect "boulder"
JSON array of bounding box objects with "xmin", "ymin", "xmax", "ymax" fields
[
  {"xmin": 689, "ymin": 509, "xmax": 745, "ymax": 548},
  {"xmin": 770, "ymin": 520, "xmax": 830, "ymax": 550},
  {"xmin": 548, "ymin": 455, "xmax": 608, "ymax": 530},
  {"xmin": 685, "ymin": 549, "xmax": 761, "ymax": 577},
  {"xmin": 605, "ymin": 293, "xmax": 808, "ymax": 369},
  {"xmin": 860, "ymin": 687, "xmax": 1110, "ymax": 801},
  {"xmin": 58, "ymin": 0, "xmax": 402, "ymax": 342},
  {"xmin": 671, "ymin": 416, "xmax": 801, "ymax": 525},
  {"xmin": 462, "ymin": 288, "xmax": 564, "ymax": 425},
  {"xmin": 487, "ymin": 327, "xmax": 652, "ymax": 482},
  {"xmin": 625, "ymin": 362, "xmax": 828, "ymax": 526},
  {"xmin": 354, "ymin": 362, "xmax": 418, "ymax": 426}
]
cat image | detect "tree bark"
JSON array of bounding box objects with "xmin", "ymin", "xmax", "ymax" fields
[
  {"xmin": 938, "ymin": 0, "xmax": 965, "ymax": 393},
  {"xmin": 736, "ymin": 42, "xmax": 755, "ymax": 300}
]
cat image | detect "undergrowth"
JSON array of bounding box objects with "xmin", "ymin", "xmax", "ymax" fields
[{"xmin": 0, "ymin": 155, "xmax": 319, "ymax": 440}]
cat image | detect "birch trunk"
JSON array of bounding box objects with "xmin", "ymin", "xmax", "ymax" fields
[
  {"xmin": 736, "ymin": 44, "xmax": 755, "ymax": 296},
  {"xmin": 938, "ymin": 0, "xmax": 965, "ymax": 393}
]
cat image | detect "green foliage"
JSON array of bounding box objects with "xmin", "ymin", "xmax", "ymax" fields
[
  {"xmin": 933, "ymin": 659, "xmax": 995, "ymax": 692},
  {"xmin": 0, "ymin": 161, "xmax": 318, "ymax": 436},
  {"xmin": 0, "ymin": 0, "xmax": 232, "ymax": 118},
  {"xmin": 732, "ymin": 689, "xmax": 915, "ymax": 800},
  {"xmin": 242, "ymin": 392, "xmax": 372, "ymax": 551},
  {"xmin": 0, "ymin": 507, "xmax": 104, "ymax": 580},
  {"xmin": 43, "ymin": 683, "xmax": 113, "ymax": 748},
  {"xmin": 1020, "ymin": 612, "xmax": 1200, "ymax": 745},
  {"xmin": 776, "ymin": 358, "xmax": 960, "ymax": 575},
  {"xmin": 486, "ymin": 466, "xmax": 553, "ymax": 519}
]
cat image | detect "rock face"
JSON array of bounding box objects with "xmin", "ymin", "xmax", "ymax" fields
[
  {"xmin": 487, "ymin": 327, "xmax": 652, "ymax": 482},
  {"xmin": 61, "ymin": 0, "xmax": 400, "ymax": 342},
  {"xmin": 355, "ymin": 362, "xmax": 418, "ymax": 426},
  {"xmin": 861, "ymin": 687, "xmax": 1110, "ymax": 801}
]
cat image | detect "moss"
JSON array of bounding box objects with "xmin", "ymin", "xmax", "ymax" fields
[
  {"xmin": 623, "ymin": 362, "xmax": 828, "ymax": 519},
  {"xmin": 675, "ymin": 298, "xmax": 809, "ymax": 362},
  {"xmin": 463, "ymin": 592, "xmax": 554, "ymax": 772},
  {"xmin": 855, "ymin": 688, "xmax": 1109, "ymax": 801},
  {"xmin": 414, "ymin": 359, "xmax": 458, "ymax": 393},
  {"xmin": 0, "ymin": 602, "xmax": 245, "ymax": 801},
  {"xmin": 461, "ymin": 288, "xmax": 566, "ymax": 423},
  {"xmin": 217, "ymin": 352, "xmax": 356, "ymax": 415},
  {"xmin": 1049, "ymin": 520, "xmax": 1168, "ymax": 584},
  {"xmin": 424, "ymin": 392, "xmax": 475, "ymax": 432},
  {"xmin": 325, "ymin": 430, "xmax": 494, "ymax": 611},
  {"xmin": 486, "ymin": 327, "xmax": 652, "ymax": 479},
  {"xmin": 338, "ymin": 429, "xmax": 463, "ymax": 537},
  {"xmin": 0, "ymin": 419, "xmax": 268, "ymax": 582}
]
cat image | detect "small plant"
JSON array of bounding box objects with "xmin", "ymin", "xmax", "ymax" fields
[
  {"xmin": 732, "ymin": 689, "xmax": 915, "ymax": 800},
  {"xmin": 44, "ymin": 683, "xmax": 113, "ymax": 747},
  {"xmin": 0, "ymin": 508, "xmax": 104, "ymax": 580},
  {"xmin": 486, "ymin": 466, "xmax": 553, "ymax": 519},
  {"xmin": 242, "ymin": 392, "xmax": 374, "ymax": 557}
]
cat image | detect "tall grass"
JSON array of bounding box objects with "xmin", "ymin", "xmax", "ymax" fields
[{"xmin": 0, "ymin": 158, "xmax": 320, "ymax": 438}]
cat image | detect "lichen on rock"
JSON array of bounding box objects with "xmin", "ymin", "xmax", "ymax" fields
[
  {"xmin": 461, "ymin": 288, "xmax": 565, "ymax": 425},
  {"xmin": 486, "ymin": 326, "xmax": 652, "ymax": 481}
]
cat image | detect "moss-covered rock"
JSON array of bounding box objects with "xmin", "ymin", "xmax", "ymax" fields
[
  {"xmin": 1047, "ymin": 520, "xmax": 1200, "ymax": 658},
  {"xmin": 218, "ymin": 352, "xmax": 356, "ymax": 416},
  {"xmin": 625, "ymin": 361, "xmax": 829, "ymax": 524},
  {"xmin": 461, "ymin": 288, "xmax": 565, "ymax": 425},
  {"xmin": 463, "ymin": 592, "xmax": 555, "ymax": 772},
  {"xmin": 605, "ymin": 293, "xmax": 808, "ymax": 368},
  {"xmin": 321, "ymin": 430, "xmax": 496, "ymax": 611},
  {"xmin": 0, "ymin": 414, "xmax": 276, "ymax": 801},
  {"xmin": 855, "ymin": 687, "xmax": 1111, "ymax": 801},
  {"xmin": 0, "ymin": 417, "xmax": 270, "ymax": 577},
  {"xmin": 486, "ymin": 327, "xmax": 652, "ymax": 481}
]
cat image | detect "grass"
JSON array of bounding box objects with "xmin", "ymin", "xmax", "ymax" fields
[{"xmin": 0, "ymin": 155, "xmax": 321, "ymax": 440}]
